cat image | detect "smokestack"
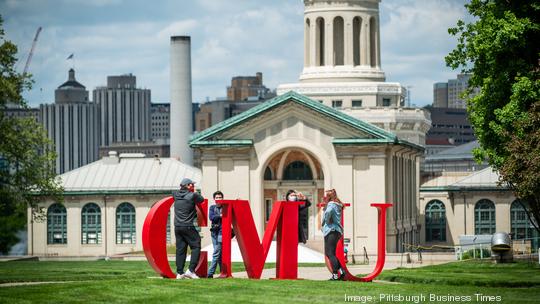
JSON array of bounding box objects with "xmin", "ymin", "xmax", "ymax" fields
[{"xmin": 170, "ymin": 36, "xmax": 193, "ymax": 165}]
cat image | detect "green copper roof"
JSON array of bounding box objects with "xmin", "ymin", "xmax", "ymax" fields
[
  {"xmin": 190, "ymin": 139, "xmax": 253, "ymax": 148},
  {"xmin": 190, "ymin": 91, "xmax": 399, "ymax": 147}
]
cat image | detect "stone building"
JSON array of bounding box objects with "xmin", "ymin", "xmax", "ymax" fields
[
  {"xmin": 190, "ymin": 92, "xmax": 423, "ymax": 255},
  {"xmin": 27, "ymin": 153, "xmax": 200, "ymax": 256}
]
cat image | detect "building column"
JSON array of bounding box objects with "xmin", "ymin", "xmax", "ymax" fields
[
  {"xmin": 344, "ymin": 16, "xmax": 354, "ymax": 66},
  {"xmin": 309, "ymin": 18, "xmax": 317, "ymax": 67},
  {"xmin": 361, "ymin": 15, "xmax": 370, "ymax": 66},
  {"xmin": 374, "ymin": 17, "xmax": 381, "ymax": 68},
  {"xmin": 325, "ymin": 17, "xmax": 333, "ymax": 66}
]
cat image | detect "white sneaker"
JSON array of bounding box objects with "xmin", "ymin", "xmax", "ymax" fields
[
  {"xmin": 176, "ymin": 273, "xmax": 186, "ymax": 279},
  {"xmin": 184, "ymin": 270, "xmax": 199, "ymax": 279}
]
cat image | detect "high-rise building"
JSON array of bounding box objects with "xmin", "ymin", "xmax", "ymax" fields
[
  {"xmin": 425, "ymin": 107, "xmax": 475, "ymax": 146},
  {"xmin": 433, "ymin": 74, "xmax": 479, "ymax": 109},
  {"xmin": 150, "ymin": 103, "xmax": 170, "ymax": 140},
  {"xmin": 226, "ymin": 72, "xmax": 273, "ymax": 101},
  {"xmin": 4, "ymin": 103, "xmax": 39, "ymax": 121},
  {"xmin": 40, "ymin": 69, "xmax": 99, "ymax": 174},
  {"xmin": 277, "ymin": 0, "xmax": 431, "ymax": 145},
  {"xmin": 433, "ymin": 82, "xmax": 448, "ymax": 108},
  {"xmin": 194, "ymin": 73, "xmax": 275, "ymax": 132},
  {"xmin": 93, "ymin": 74, "xmax": 151, "ymax": 147}
]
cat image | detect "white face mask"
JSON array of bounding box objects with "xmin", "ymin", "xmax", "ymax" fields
[{"xmin": 288, "ymin": 196, "xmax": 298, "ymax": 202}]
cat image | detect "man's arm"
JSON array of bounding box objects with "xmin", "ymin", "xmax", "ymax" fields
[
  {"xmin": 193, "ymin": 192, "xmax": 205, "ymax": 204},
  {"xmin": 209, "ymin": 205, "xmax": 221, "ymax": 222}
]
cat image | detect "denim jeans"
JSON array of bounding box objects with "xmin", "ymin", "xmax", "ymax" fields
[{"xmin": 207, "ymin": 231, "xmax": 222, "ymax": 276}]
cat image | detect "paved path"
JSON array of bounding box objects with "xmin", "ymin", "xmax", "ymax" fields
[{"xmin": 231, "ymin": 262, "xmax": 432, "ymax": 281}]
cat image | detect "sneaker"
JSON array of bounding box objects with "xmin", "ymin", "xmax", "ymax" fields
[
  {"xmin": 176, "ymin": 273, "xmax": 185, "ymax": 279},
  {"xmin": 184, "ymin": 270, "xmax": 200, "ymax": 279},
  {"xmin": 328, "ymin": 273, "xmax": 340, "ymax": 281},
  {"xmin": 338, "ymin": 268, "xmax": 346, "ymax": 281},
  {"xmin": 207, "ymin": 274, "xmax": 214, "ymax": 279}
]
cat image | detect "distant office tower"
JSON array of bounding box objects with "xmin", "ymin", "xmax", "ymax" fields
[
  {"xmin": 226, "ymin": 72, "xmax": 273, "ymax": 101},
  {"xmin": 426, "ymin": 107, "xmax": 475, "ymax": 146},
  {"xmin": 170, "ymin": 36, "xmax": 193, "ymax": 165},
  {"xmin": 150, "ymin": 103, "xmax": 170, "ymax": 140},
  {"xmin": 40, "ymin": 69, "xmax": 99, "ymax": 174},
  {"xmin": 4, "ymin": 103, "xmax": 39, "ymax": 121},
  {"xmin": 93, "ymin": 74, "xmax": 151, "ymax": 147},
  {"xmin": 433, "ymin": 74, "xmax": 479, "ymax": 109},
  {"xmin": 194, "ymin": 73, "xmax": 275, "ymax": 132},
  {"xmin": 433, "ymin": 82, "xmax": 448, "ymax": 108}
]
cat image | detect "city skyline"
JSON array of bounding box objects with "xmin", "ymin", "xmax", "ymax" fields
[{"xmin": 2, "ymin": 0, "xmax": 470, "ymax": 107}]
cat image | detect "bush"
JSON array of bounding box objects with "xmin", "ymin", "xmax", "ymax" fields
[{"xmin": 461, "ymin": 248, "xmax": 491, "ymax": 260}]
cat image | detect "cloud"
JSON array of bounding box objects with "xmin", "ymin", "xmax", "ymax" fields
[
  {"xmin": 62, "ymin": 0, "xmax": 123, "ymax": 6},
  {"xmin": 157, "ymin": 20, "xmax": 198, "ymax": 40},
  {"xmin": 2, "ymin": 0, "xmax": 470, "ymax": 107},
  {"xmin": 380, "ymin": 0, "xmax": 468, "ymax": 105}
]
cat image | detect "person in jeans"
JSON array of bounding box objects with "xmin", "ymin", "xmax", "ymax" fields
[
  {"xmin": 174, "ymin": 178, "xmax": 204, "ymax": 279},
  {"xmin": 321, "ymin": 188, "xmax": 345, "ymax": 281},
  {"xmin": 207, "ymin": 191, "xmax": 224, "ymax": 278}
]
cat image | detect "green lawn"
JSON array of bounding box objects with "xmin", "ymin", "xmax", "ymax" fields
[
  {"xmin": 378, "ymin": 259, "xmax": 540, "ymax": 288},
  {"xmin": 0, "ymin": 260, "xmax": 538, "ymax": 303}
]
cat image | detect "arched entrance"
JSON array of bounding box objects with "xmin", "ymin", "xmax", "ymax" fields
[{"xmin": 262, "ymin": 148, "xmax": 325, "ymax": 240}]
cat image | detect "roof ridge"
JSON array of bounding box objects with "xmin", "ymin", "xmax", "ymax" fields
[{"xmin": 189, "ymin": 91, "xmax": 398, "ymax": 145}]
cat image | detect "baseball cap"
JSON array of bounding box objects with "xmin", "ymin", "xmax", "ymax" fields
[{"xmin": 180, "ymin": 178, "xmax": 195, "ymax": 187}]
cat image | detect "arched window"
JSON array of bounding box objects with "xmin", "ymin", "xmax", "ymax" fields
[
  {"xmin": 425, "ymin": 200, "xmax": 446, "ymax": 242},
  {"xmin": 283, "ymin": 161, "xmax": 313, "ymax": 180},
  {"xmin": 475, "ymin": 199, "xmax": 496, "ymax": 235},
  {"xmin": 116, "ymin": 202, "xmax": 136, "ymax": 244},
  {"xmin": 264, "ymin": 166, "xmax": 273, "ymax": 180},
  {"xmin": 333, "ymin": 16, "xmax": 344, "ymax": 65},
  {"xmin": 81, "ymin": 203, "xmax": 101, "ymax": 244},
  {"xmin": 353, "ymin": 17, "xmax": 362, "ymax": 66},
  {"xmin": 316, "ymin": 17, "xmax": 325, "ymax": 66},
  {"xmin": 511, "ymin": 200, "xmax": 539, "ymax": 249},
  {"xmin": 47, "ymin": 203, "xmax": 67, "ymax": 244}
]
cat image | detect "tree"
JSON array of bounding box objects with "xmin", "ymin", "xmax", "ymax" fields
[
  {"xmin": 446, "ymin": 1, "xmax": 540, "ymax": 232},
  {"xmin": 0, "ymin": 15, "xmax": 63, "ymax": 254}
]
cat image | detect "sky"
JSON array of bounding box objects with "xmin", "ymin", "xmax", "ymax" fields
[{"xmin": 1, "ymin": 0, "xmax": 470, "ymax": 107}]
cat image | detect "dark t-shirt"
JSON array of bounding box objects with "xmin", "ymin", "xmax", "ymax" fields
[{"xmin": 173, "ymin": 189, "xmax": 204, "ymax": 227}]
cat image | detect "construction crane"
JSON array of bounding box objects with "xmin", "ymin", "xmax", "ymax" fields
[{"xmin": 23, "ymin": 26, "xmax": 42, "ymax": 75}]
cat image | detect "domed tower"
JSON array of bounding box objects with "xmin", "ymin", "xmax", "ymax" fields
[
  {"xmin": 278, "ymin": 0, "xmax": 431, "ymax": 145},
  {"xmin": 300, "ymin": 0, "xmax": 384, "ymax": 83},
  {"xmin": 40, "ymin": 69, "xmax": 99, "ymax": 173}
]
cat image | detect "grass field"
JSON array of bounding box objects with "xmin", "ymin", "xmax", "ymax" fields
[{"xmin": 0, "ymin": 260, "xmax": 538, "ymax": 303}]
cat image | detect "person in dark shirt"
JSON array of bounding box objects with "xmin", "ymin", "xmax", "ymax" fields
[
  {"xmin": 285, "ymin": 190, "xmax": 312, "ymax": 244},
  {"xmin": 207, "ymin": 191, "xmax": 224, "ymax": 278},
  {"xmin": 173, "ymin": 178, "xmax": 204, "ymax": 279}
]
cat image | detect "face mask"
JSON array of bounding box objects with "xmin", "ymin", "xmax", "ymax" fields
[{"xmin": 288, "ymin": 196, "xmax": 298, "ymax": 202}]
